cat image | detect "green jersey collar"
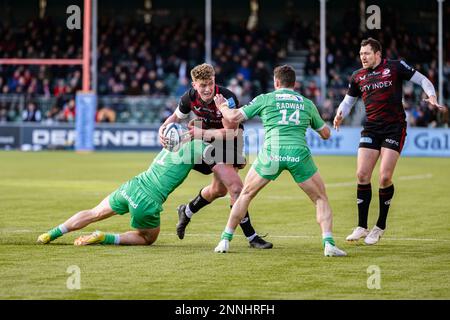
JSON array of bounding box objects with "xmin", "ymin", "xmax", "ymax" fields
[{"xmin": 275, "ymin": 88, "xmax": 297, "ymax": 93}]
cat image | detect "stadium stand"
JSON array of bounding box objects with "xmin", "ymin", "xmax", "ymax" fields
[{"xmin": 0, "ymin": 2, "xmax": 448, "ymax": 127}]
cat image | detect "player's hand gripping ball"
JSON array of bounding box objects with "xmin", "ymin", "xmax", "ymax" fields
[{"xmin": 163, "ymin": 123, "xmax": 190, "ymax": 152}]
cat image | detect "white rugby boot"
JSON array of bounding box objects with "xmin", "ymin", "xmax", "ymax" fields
[
  {"xmin": 346, "ymin": 226, "xmax": 369, "ymax": 242},
  {"xmin": 364, "ymin": 226, "xmax": 385, "ymax": 245},
  {"xmin": 214, "ymin": 239, "xmax": 230, "ymax": 253},
  {"xmin": 324, "ymin": 242, "xmax": 347, "ymax": 257}
]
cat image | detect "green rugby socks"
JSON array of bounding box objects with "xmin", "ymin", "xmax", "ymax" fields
[
  {"xmin": 48, "ymin": 224, "xmax": 68, "ymax": 240},
  {"xmin": 322, "ymin": 232, "xmax": 335, "ymax": 247},
  {"xmin": 221, "ymin": 227, "xmax": 235, "ymax": 241},
  {"xmin": 102, "ymin": 233, "xmax": 120, "ymax": 245}
]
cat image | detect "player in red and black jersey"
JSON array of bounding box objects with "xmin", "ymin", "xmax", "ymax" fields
[
  {"xmin": 333, "ymin": 38, "xmax": 446, "ymax": 245},
  {"xmin": 177, "ymin": 84, "xmax": 239, "ymax": 130},
  {"xmin": 159, "ymin": 63, "xmax": 272, "ymax": 249}
]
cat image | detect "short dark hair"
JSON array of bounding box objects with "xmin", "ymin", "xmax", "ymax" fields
[
  {"xmin": 361, "ymin": 37, "xmax": 382, "ymax": 54},
  {"xmin": 274, "ymin": 65, "xmax": 296, "ymax": 87}
]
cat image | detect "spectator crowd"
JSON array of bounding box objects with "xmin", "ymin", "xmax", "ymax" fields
[{"xmin": 1, "ymin": 10, "xmax": 448, "ymax": 127}]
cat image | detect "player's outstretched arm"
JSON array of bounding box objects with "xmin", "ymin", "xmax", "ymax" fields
[
  {"xmin": 333, "ymin": 95, "xmax": 358, "ymax": 131},
  {"xmin": 423, "ymin": 95, "xmax": 447, "ymax": 111},
  {"xmin": 214, "ymin": 94, "xmax": 246, "ymax": 124},
  {"xmin": 333, "ymin": 110, "xmax": 344, "ymax": 131},
  {"xmin": 409, "ymin": 71, "xmax": 447, "ymax": 111}
]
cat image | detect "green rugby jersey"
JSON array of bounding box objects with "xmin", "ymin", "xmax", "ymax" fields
[
  {"xmin": 240, "ymin": 88, "xmax": 326, "ymax": 148},
  {"xmin": 136, "ymin": 139, "xmax": 210, "ymax": 203}
]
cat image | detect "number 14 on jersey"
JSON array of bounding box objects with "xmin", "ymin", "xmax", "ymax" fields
[{"xmin": 278, "ymin": 109, "xmax": 300, "ymax": 125}]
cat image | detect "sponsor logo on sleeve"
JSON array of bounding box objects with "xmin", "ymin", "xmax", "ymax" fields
[{"xmin": 227, "ymin": 97, "xmax": 236, "ymax": 109}]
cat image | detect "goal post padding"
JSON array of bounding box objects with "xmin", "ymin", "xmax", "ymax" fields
[{"xmin": 75, "ymin": 91, "xmax": 97, "ymax": 152}]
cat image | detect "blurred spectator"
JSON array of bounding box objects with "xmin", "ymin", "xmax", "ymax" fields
[
  {"xmin": 0, "ymin": 106, "xmax": 8, "ymax": 123},
  {"xmin": 160, "ymin": 105, "xmax": 175, "ymax": 123},
  {"xmin": 305, "ymin": 54, "xmax": 319, "ymax": 76},
  {"xmin": 227, "ymin": 78, "xmax": 243, "ymax": 100},
  {"xmin": 413, "ymin": 94, "xmax": 439, "ymax": 127},
  {"xmin": 127, "ymin": 80, "xmax": 142, "ymax": 96},
  {"xmin": 6, "ymin": 106, "xmax": 20, "ymax": 122},
  {"xmin": 96, "ymin": 104, "xmax": 116, "ymax": 123},
  {"xmin": 53, "ymin": 79, "xmax": 67, "ymax": 97},
  {"xmin": 237, "ymin": 59, "xmax": 251, "ymax": 81},
  {"xmin": 153, "ymin": 80, "xmax": 169, "ymax": 96},
  {"xmin": 62, "ymin": 99, "xmax": 76, "ymax": 122},
  {"xmin": 175, "ymin": 77, "xmax": 189, "ymax": 98},
  {"xmin": 142, "ymin": 83, "xmax": 152, "ymax": 95},
  {"xmin": 404, "ymin": 101, "xmax": 415, "ymax": 127},
  {"xmin": 22, "ymin": 102, "xmax": 42, "ymax": 122},
  {"xmin": 240, "ymin": 80, "xmax": 254, "ymax": 106},
  {"xmin": 253, "ymin": 61, "xmax": 270, "ymax": 94},
  {"xmin": 45, "ymin": 105, "xmax": 64, "ymax": 124}
]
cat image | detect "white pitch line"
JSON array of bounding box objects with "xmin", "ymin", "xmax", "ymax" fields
[
  {"xmin": 158, "ymin": 233, "xmax": 450, "ymax": 242},
  {"xmin": 398, "ymin": 173, "xmax": 433, "ymax": 181}
]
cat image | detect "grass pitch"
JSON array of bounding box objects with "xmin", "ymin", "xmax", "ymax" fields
[{"xmin": 0, "ymin": 151, "xmax": 449, "ymax": 300}]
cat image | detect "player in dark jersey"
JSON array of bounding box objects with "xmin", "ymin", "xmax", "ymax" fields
[
  {"xmin": 158, "ymin": 63, "xmax": 272, "ymax": 249},
  {"xmin": 333, "ymin": 38, "xmax": 446, "ymax": 245}
]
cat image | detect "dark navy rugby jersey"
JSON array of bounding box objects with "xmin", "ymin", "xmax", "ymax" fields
[{"xmin": 347, "ymin": 59, "xmax": 416, "ymax": 127}]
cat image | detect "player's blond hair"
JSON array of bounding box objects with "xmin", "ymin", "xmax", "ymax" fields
[{"xmin": 190, "ymin": 63, "xmax": 215, "ymax": 81}]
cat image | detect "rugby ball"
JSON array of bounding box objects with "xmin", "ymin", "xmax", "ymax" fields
[{"xmin": 163, "ymin": 123, "xmax": 188, "ymax": 152}]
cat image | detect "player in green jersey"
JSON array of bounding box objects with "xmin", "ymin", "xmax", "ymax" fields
[
  {"xmin": 212, "ymin": 65, "xmax": 347, "ymax": 257},
  {"xmin": 37, "ymin": 137, "xmax": 214, "ymax": 246}
]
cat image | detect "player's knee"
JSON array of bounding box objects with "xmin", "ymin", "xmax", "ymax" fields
[
  {"xmin": 89, "ymin": 209, "xmax": 104, "ymax": 221},
  {"xmin": 319, "ymin": 192, "xmax": 329, "ymax": 202},
  {"xmin": 240, "ymin": 186, "xmax": 257, "ymax": 200},
  {"xmin": 142, "ymin": 232, "xmax": 158, "ymax": 245},
  {"xmin": 357, "ymin": 171, "xmax": 371, "ymax": 184},
  {"xmin": 312, "ymin": 193, "xmax": 328, "ymax": 205},
  {"xmin": 379, "ymin": 174, "xmax": 392, "ymax": 187},
  {"xmin": 228, "ymin": 183, "xmax": 243, "ymax": 200},
  {"xmin": 210, "ymin": 186, "xmax": 228, "ymax": 198}
]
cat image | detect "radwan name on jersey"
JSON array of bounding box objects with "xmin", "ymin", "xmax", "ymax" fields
[{"xmin": 275, "ymin": 93, "xmax": 304, "ymax": 110}]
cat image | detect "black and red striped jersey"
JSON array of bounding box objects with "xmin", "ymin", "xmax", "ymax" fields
[
  {"xmin": 347, "ymin": 59, "xmax": 416, "ymax": 128},
  {"xmin": 177, "ymin": 85, "xmax": 240, "ymax": 129}
]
